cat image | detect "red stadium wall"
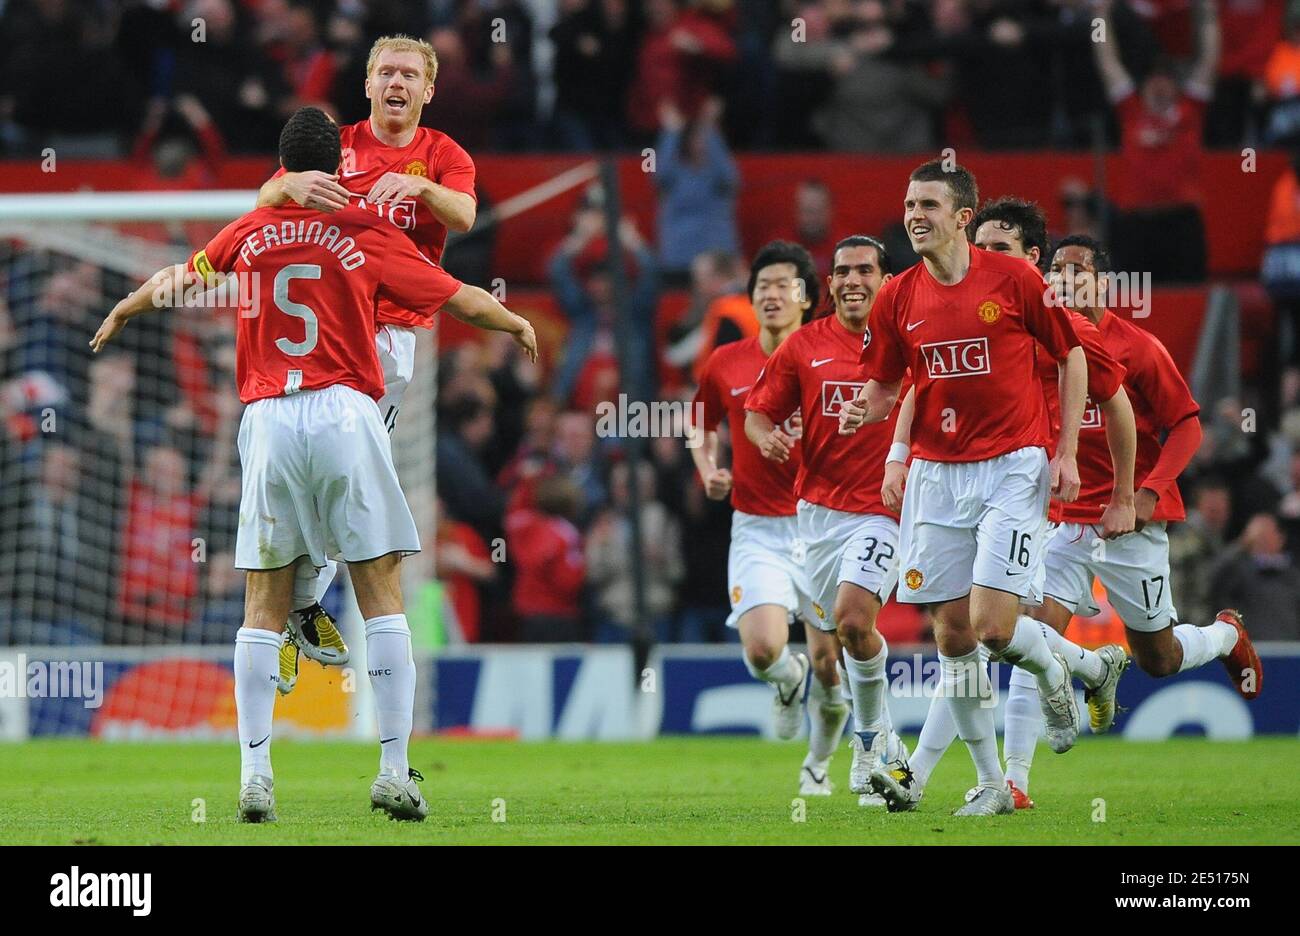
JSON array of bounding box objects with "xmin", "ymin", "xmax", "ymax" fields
[{"xmin": 0, "ymin": 149, "xmax": 1287, "ymax": 281}]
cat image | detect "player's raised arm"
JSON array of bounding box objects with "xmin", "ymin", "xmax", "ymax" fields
[
  {"xmin": 442, "ymin": 285, "xmax": 537, "ymax": 362},
  {"xmin": 90, "ymin": 263, "xmax": 193, "ymax": 352},
  {"xmin": 256, "ymin": 171, "xmax": 352, "ymax": 212},
  {"xmin": 1097, "ymin": 385, "xmax": 1137, "ymax": 538},
  {"xmin": 1091, "ymin": 0, "xmax": 1133, "ymax": 102}
]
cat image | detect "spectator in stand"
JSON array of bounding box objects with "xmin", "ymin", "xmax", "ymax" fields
[
  {"xmin": 1211, "ymin": 0, "xmax": 1286, "ymax": 145},
  {"xmin": 118, "ymin": 443, "xmax": 204, "ymax": 643},
  {"xmin": 437, "ymin": 393, "xmax": 507, "ymax": 542},
  {"xmin": 1093, "ymin": 0, "xmax": 1218, "ymax": 282},
  {"xmin": 174, "ymin": 0, "xmax": 286, "ymax": 153},
  {"xmin": 684, "ymin": 250, "xmax": 751, "ymax": 380},
  {"xmin": 507, "ymin": 474, "xmax": 587, "ymax": 641},
  {"xmin": 548, "ymin": 201, "xmax": 658, "ymax": 405},
  {"xmin": 0, "ymin": 0, "xmax": 140, "ymax": 156},
  {"xmin": 1056, "ymin": 176, "xmax": 1106, "ymax": 242},
  {"xmin": 587, "ymin": 460, "xmax": 684, "ymax": 642},
  {"xmin": 456, "ymin": 0, "xmax": 538, "ymax": 149},
  {"xmin": 435, "ymin": 498, "xmax": 496, "ymax": 643},
  {"xmin": 766, "ymin": 179, "xmax": 844, "ymax": 277},
  {"xmin": 772, "ymin": 0, "xmax": 949, "ymax": 153},
  {"xmin": 653, "ymin": 97, "xmax": 740, "ymax": 283},
  {"xmin": 422, "ymin": 27, "xmax": 516, "ymax": 151},
  {"xmin": 197, "ymin": 551, "xmax": 245, "ymax": 643},
  {"xmin": 549, "ymin": 0, "xmax": 641, "ymax": 148},
  {"xmin": 262, "ymin": 1, "xmax": 338, "ymax": 114},
  {"xmin": 627, "ymin": 0, "xmax": 739, "ymax": 142},
  {"xmin": 1211, "ymin": 511, "xmax": 1300, "ymax": 639},
  {"xmin": 1169, "ymin": 475, "xmax": 1233, "ymax": 626},
  {"xmin": 1264, "ymin": 8, "xmax": 1300, "ymax": 146},
  {"xmin": 1262, "ymin": 149, "xmax": 1300, "ymax": 368},
  {"xmin": 14, "ymin": 441, "xmax": 114, "ymax": 644}
]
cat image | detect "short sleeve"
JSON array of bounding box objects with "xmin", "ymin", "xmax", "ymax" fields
[
  {"xmin": 187, "ymin": 217, "xmax": 244, "ymax": 284},
  {"xmin": 377, "ymin": 233, "xmax": 464, "ymax": 320},
  {"xmin": 1073, "ymin": 314, "xmax": 1126, "ymax": 402},
  {"xmin": 435, "ymin": 138, "xmax": 477, "ymax": 200},
  {"xmin": 1023, "ymin": 267, "xmax": 1080, "ymax": 362},
  {"xmin": 692, "ymin": 352, "xmax": 725, "ymax": 431},
  {"xmin": 745, "ymin": 340, "xmax": 802, "ymax": 424},
  {"xmin": 858, "ymin": 280, "xmax": 907, "ymax": 383}
]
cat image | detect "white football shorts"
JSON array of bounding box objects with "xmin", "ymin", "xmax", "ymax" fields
[
  {"xmin": 726, "ymin": 511, "xmax": 813, "ymax": 629},
  {"xmin": 1041, "ymin": 520, "xmax": 1178, "ymax": 632},
  {"xmin": 375, "ymin": 324, "xmax": 417, "ymax": 434},
  {"xmin": 797, "ymin": 500, "xmax": 899, "ymax": 632},
  {"xmin": 235, "ymin": 383, "xmax": 420, "ymax": 571},
  {"xmin": 896, "ymin": 446, "xmax": 1050, "ymax": 604}
]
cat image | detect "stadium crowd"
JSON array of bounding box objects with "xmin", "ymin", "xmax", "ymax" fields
[
  {"xmin": 0, "ymin": 0, "xmax": 1292, "ymax": 156},
  {"xmin": 1, "ymin": 0, "xmax": 1299, "ymax": 647}
]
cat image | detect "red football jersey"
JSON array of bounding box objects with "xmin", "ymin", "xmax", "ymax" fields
[
  {"xmin": 1037, "ymin": 309, "xmax": 1128, "ymax": 455},
  {"xmin": 188, "ymin": 204, "xmax": 463, "ymax": 404},
  {"xmin": 272, "ymin": 119, "xmax": 476, "ymax": 330},
  {"xmin": 693, "ymin": 336, "xmax": 799, "ymax": 516},
  {"xmin": 859, "ymin": 244, "xmax": 1079, "ymax": 464},
  {"xmin": 747, "ymin": 314, "xmax": 898, "ymax": 516},
  {"xmin": 1056, "ymin": 311, "xmax": 1200, "ymax": 524}
]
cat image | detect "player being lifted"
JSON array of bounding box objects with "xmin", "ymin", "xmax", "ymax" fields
[
  {"xmin": 879, "ymin": 198, "xmax": 1137, "ymax": 810},
  {"xmin": 747, "ymin": 235, "xmax": 912, "ymax": 804},
  {"xmin": 1036, "ymin": 235, "xmax": 1261, "ymax": 700},
  {"xmin": 690, "ymin": 241, "xmax": 853, "ymax": 795},
  {"xmin": 255, "ymin": 35, "xmax": 478, "ymax": 691},
  {"xmin": 91, "ymin": 107, "xmax": 537, "ymax": 822},
  {"xmin": 840, "ymin": 159, "xmax": 1131, "ymax": 816}
]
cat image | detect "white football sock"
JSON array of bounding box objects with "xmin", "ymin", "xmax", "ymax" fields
[
  {"xmin": 314, "ymin": 559, "xmax": 339, "ymax": 605},
  {"xmin": 744, "ymin": 644, "xmax": 801, "ymax": 688},
  {"xmin": 997, "ymin": 616, "xmax": 1066, "ymax": 694},
  {"xmin": 1034, "ymin": 617, "xmax": 1105, "ymax": 686},
  {"xmin": 1175, "ymin": 620, "xmax": 1237, "ymax": 672},
  {"xmin": 807, "ymin": 676, "xmax": 845, "ymax": 762},
  {"xmin": 842, "ymin": 639, "xmax": 888, "ymax": 734},
  {"xmin": 234, "ymin": 627, "xmax": 281, "ymax": 784},
  {"xmin": 837, "ymin": 662, "xmax": 853, "ymax": 703},
  {"xmin": 1002, "ymin": 666, "xmax": 1040, "ymax": 791},
  {"xmin": 366, "ymin": 614, "xmax": 416, "ymax": 777},
  {"xmin": 910, "ymin": 691, "xmax": 957, "ymax": 790},
  {"xmin": 941, "ymin": 648, "xmax": 1003, "ymax": 789}
]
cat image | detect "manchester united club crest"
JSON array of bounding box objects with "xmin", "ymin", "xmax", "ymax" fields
[
  {"xmin": 904, "ymin": 568, "xmax": 924, "ymax": 590},
  {"xmin": 404, "ymin": 159, "xmax": 428, "ymax": 177},
  {"xmin": 813, "ymin": 602, "xmax": 826, "ymax": 621},
  {"xmin": 977, "ymin": 300, "xmax": 1001, "ymax": 324},
  {"xmin": 731, "ymin": 585, "xmax": 743, "ymax": 606}
]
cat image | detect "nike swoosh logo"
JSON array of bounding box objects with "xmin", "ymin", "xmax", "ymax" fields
[
  {"xmin": 803, "ymin": 768, "xmax": 827, "ymax": 784},
  {"xmin": 380, "ymin": 737, "xmax": 398, "ymax": 744},
  {"xmin": 342, "ymin": 169, "xmax": 366, "ymax": 177},
  {"xmin": 729, "ymin": 385, "xmax": 752, "ymax": 397},
  {"xmin": 407, "ymin": 792, "xmax": 421, "ymax": 808},
  {"xmin": 906, "ymin": 320, "xmax": 925, "ymax": 331},
  {"xmin": 1146, "ymin": 611, "xmax": 1163, "ymax": 621},
  {"xmin": 811, "ymin": 358, "xmax": 834, "ymax": 368},
  {"xmin": 1005, "ymin": 568, "xmax": 1026, "ymax": 576},
  {"xmin": 249, "ymin": 735, "xmax": 270, "ymax": 749}
]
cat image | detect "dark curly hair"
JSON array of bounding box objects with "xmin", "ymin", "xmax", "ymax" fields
[
  {"xmin": 278, "ymin": 107, "xmax": 341, "ymax": 174},
  {"xmin": 972, "ymin": 197, "xmax": 1050, "ymax": 270}
]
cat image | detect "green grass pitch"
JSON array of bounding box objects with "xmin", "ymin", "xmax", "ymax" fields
[{"xmin": 2, "ymin": 737, "xmax": 1297, "ymax": 845}]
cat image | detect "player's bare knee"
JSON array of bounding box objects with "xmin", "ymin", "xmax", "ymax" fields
[
  {"xmin": 835, "ymin": 613, "xmax": 876, "ymax": 658},
  {"xmin": 808, "ymin": 643, "xmax": 839, "ymax": 683},
  {"xmin": 743, "ymin": 639, "xmax": 782, "ymax": 671}
]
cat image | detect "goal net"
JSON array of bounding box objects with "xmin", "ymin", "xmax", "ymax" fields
[{"xmin": 0, "ymin": 192, "xmax": 437, "ymax": 740}]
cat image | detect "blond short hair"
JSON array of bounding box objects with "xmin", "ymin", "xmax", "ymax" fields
[{"xmin": 366, "ymin": 35, "xmax": 438, "ymax": 85}]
